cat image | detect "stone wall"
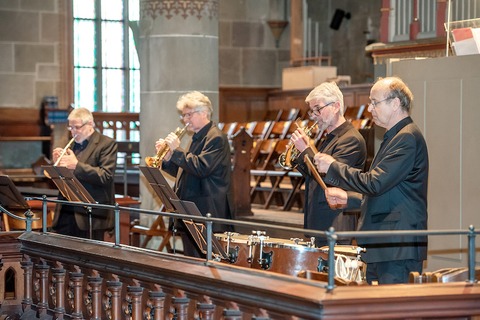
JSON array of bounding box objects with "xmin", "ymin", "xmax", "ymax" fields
[
  {"xmin": 219, "ymin": 0, "xmax": 291, "ymax": 88},
  {"xmin": 0, "ymin": 0, "xmax": 381, "ymax": 109},
  {"xmin": 0, "ymin": 0, "xmax": 69, "ymax": 168},
  {"xmin": 218, "ymin": 0, "xmax": 381, "ymax": 88},
  {"xmin": 306, "ymin": 0, "xmax": 382, "ymax": 84},
  {"xmin": 0, "ymin": 0, "xmax": 67, "ymax": 110}
]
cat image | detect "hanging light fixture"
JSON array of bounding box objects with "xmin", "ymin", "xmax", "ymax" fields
[{"xmin": 267, "ymin": 0, "xmax": 289, "ymax": 48}]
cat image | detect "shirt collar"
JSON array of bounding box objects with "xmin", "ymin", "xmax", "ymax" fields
[
  {"xmin": 384, "ymin": 116, "xmax": 412, "ymax": 141},
  {"xmin": 192, "ymin": 121, "xmax": 213, "ymax": 142},
  {"xmin": 328, "ymin": 121, "xmax": 351, "ymax": 137}
]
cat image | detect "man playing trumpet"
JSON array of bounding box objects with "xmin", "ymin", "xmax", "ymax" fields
[
  {"xmin": 314, "ymin": 77, "xmax": 429, "ymax": 284},
  {"xmin": 290, "ymin": 82, "xmax": 367, "ymax": 247},
  {"xmin": 155, "ymin": 91, "xmax": 233, "ymax": 257},
  {"xmin": 51, "ymin": 107, "xmax": 118, "ymax": 240}
]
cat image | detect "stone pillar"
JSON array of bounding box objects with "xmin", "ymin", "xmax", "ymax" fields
[{"xmin": 139, "ymin": 0, "xmax": 220, "ymax": 216}]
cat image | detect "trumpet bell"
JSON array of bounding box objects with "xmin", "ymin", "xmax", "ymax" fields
[
  {"xmin": 278, "ymin": 150, "xmax": 294, "ymax": 170},
  {"xmin": 277, "ymin": 120, "xmax": 318, "ymax": 170},
  {"xmin": 144, "ymin": 156, "xmax": 159, "ymax": 168},
  {"xmin": 145, "ymin": 123, "xmax": 189, "ymax": 168}
]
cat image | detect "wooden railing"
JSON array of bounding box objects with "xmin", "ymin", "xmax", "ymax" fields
[{"xmin": 2, "ymin": 220, "xmax": 480, "ymax": 319}]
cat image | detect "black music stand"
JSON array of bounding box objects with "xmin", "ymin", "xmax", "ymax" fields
[
  {"xmin": 43, "ymin": 166, "xmax": 97, "ymax": 239},
  {"xmin": 139, "ymin": 166, "xmax": 178, "ymax": 212},
  {"xmin": 139, "ymin": 166, "xmax": 227, "ymax": 260},
  {"xmin": 170, "ymin": 198, "xmax": 228, "ymax": 260},
  {"xmin": 0, "ymin": 175, "xmax": 32, "ymax": 230}
]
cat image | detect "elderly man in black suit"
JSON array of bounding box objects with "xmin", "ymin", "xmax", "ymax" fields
[
  {"xmin": 156, "ymin": 91, "xmax": 233, "ymax": 257},
  {"xmin": 314, "ymin": 76, "xmax": 429, "ymax": 284},
  {"xmin": 290, "ymin": 81, "xmax": 367, "ymax": 247},
  {"xmin": 51, "ymin": 107, "xmax": 118, "ymax": 240}
]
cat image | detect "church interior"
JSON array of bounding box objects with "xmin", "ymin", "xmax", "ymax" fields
[{"xmin": 1, "ymin": 0, "xmax": 480, "ymax": 319}]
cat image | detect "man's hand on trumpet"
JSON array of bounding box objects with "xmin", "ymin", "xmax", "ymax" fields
[
  {"xmin": 52, "ymin": 147, "xmax": 78, "ymax": 170},
  {"xmin": 291, "ymin": 127, "xmax": 309, "ymax": 153},
  {"xmin": 325, "ymin": 187, "xmax": 348, "ymax": 209},
  {"xmin": 314, "ymin": 152, "xmax": 336, "ymax": 173},
  {"xmin": 154, "ymin": 132, "xmax": 180, "ymax": 162}
]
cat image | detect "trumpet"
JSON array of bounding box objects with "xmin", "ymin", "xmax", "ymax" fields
[
  {"xmin": 145, "ymin": 124, "xmax": 189, "ymax": 168},
  {"xmin": 278, "ymin": 120, "xmax": 318, "ymax": 170},
  {"xmin": 44, "ymin": 135, "xmax": 77, "ymax": 178}
]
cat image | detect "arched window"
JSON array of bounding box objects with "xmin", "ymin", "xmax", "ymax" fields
[
  {"xmin": 4, "ymin": 267, "xmax": 16, "ymax": 300},
  {"xmin": 73, "ymin": 0, "xmax": 140, "ymax": 112}
]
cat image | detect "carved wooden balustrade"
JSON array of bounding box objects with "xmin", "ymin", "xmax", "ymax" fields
[
  {"xmin": 0, "ymin": 230, "xmax": 477, "ymax": 320},
  {"xmin": 17, "ymin": 232, "xmax": 331, "ymax": 319}
]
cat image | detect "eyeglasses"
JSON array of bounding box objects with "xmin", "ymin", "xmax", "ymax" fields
[
  {"xmin": 67, "ymin": 122, "xmax": 88, "ymax": 131},
  {"xmin": 308, "ymin": 101, "xmax": 335, "ymax": 117},
  {"xmin": 369, "ymin": 97, "xmax": 393, "ymax": 108},
  {"xmin": 180, "ymin": 110, "xmax": 200, "ymax": 119}
]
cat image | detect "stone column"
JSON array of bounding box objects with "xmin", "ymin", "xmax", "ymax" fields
[{"xmin": 139, "ymin": 0, "xmax": 219, "ymax": 217}]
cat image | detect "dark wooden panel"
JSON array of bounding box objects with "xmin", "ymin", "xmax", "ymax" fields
[
  {"xmin": 0, "ymin": 107, "xmax": 45, "ymax": 137},
  {"xmin": 219, "ymin": 87, "xmax": 271, "ymax": 122}
]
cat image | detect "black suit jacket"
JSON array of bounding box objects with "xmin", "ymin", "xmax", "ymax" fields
[
  {"xmin": 52, "ymin": 130, "xmax": 118, "ymax": 231},
  {"xmin": 296, "ymin": 121, "xmax": 366, "ymax": 245},
  {"xmin": 162, "ymin": 121, "xmax": 232, "ymax": 232},
  {"xmin": 325, "ymin": 117, "xmax": 429, "ymax": 263}
]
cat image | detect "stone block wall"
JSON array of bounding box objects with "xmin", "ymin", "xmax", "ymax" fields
[
  {"xmin": 0, "ymin": 0, "xmax": 67, "ymax": 110},
  {"xmin": 0, "ymin": 0, "xmax": 69, "ymax": 168},
  {"xmin": 219, "ymin": 0, "xmax": 291, "ymax": 88}
]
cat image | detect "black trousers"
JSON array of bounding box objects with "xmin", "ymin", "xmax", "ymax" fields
[
  {"xmin": 54, "ymin": 208, "xmax": 105, "ymax": 240},
  {"xmin": 366, "ymin": 259, "xmax": 423, "ymax": 284}
]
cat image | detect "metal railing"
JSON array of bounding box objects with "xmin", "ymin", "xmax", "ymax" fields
[{"xmin": 5, "ymin": 196, "xmax": 479, "ymax": 291}]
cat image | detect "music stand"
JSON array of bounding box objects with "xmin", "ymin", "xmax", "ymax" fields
[
  {"xmin": 139, "ymin": 166, "xmax": 178, "ymax": 212},
  {"xmin": 139, "ymin": 166, "xmax": 227, "ymax": 260},
  {"xmin": 0, "ymin": 175, "xmax": 32, "ymax": 230},
  {"xmin": 170, "ymin": 198, "xmax": 228, "ymax": 260},
  {"xmin": 43, "ymin": 166, "xmax": 97, "ymax": 238}
]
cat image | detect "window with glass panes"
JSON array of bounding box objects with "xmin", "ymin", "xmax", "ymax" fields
[{"xmin": 73, "ymin": 0, "xmax": 140, "ymax": 113}]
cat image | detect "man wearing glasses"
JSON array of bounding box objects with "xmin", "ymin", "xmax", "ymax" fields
[
  {"xmin": 290, "ymin": 81, "xmax": 367, "ymax": 248},
  {"xmin": 155, "ymin": 91, "xmax": 232, "ymax": 257},
  {"xmin": 314, "ymin": 77, "xmax": 429, "ymax": 284},
  {"xmin": 51, "ymin": 107, "xmax": 118, "ymax": 240}
]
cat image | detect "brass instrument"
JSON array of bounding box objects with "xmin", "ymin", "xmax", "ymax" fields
[
  {"xmin": 278, "ymin": 120, "xmax": 318, "ymax": 170},
  {"xmin": 44, "ymin": 135, "xmax": 77, "ymax": 178},
  {"xmin": 145, "ymin": 124, "xmax": 189, "ymax": 168}
]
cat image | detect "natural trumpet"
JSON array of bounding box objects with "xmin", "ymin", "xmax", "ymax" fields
[
  {"xmin": 145, "ymin": 124, "xmax": 189, "ymax": 168},
  {"xmin": 44, "ymin": 135, "xmax": 77, "ymax": 178},
  {"xmin": 278, "ymin": 120, "xmax": 318, "ymax": 170}
]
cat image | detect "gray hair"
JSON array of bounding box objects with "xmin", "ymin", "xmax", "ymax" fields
[
  {"xmin": 68, "ymin": 107, "xmax": 94, "ymax": 125},
  {"xmin": 176, "ymin": 91, "xmax": 213, "ymax": 120},
  {"xmin": 305, "ymin": 82, "xmax": 345, "ymax": 114}
]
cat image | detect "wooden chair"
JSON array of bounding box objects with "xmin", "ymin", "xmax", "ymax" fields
[
  {"xmin": 249, "ymin": 120, "xmax": 273, "ymax": 141},
  {"xmin": 263, "ymin": 109, "xmax": 283, "ymax": 121},
  {"xmin": 267, "ymin": 120, "xmax": 293, "ymax": 139},
  {"xmin": 250, "ymin": 139, "xmax": 292, "ymax": 208},
  {"xmin": 130, "ymin": 206, "xmax": 173, "ymax": 252},
  {"xmin": 281, "ymin": 170, "xmax": 305, "ymax": 211},
  {"xmin": 251, "ymin": 138, "xmax": 277, "ymax": 169},
  {"xmin": 250, "ymin": 138, "xmax": 279, "ymax": 205},
  {"xmin": 2, "ymin": 200, "xmax": 55, "ymax": 231},
  {"xmin": 220, "ymin": 122, "xmax": 238, "ymax": 139},
  {"xmin": 343, "ymin": 105, "xmax": 364, "ymax": 122},
  {"xmin": 261, "ymin": 139, "xmax": 295, "ymax": 209},
  {"xmin": 279, "ymin": 108, "xmax": 300, "ymax": 121}
]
